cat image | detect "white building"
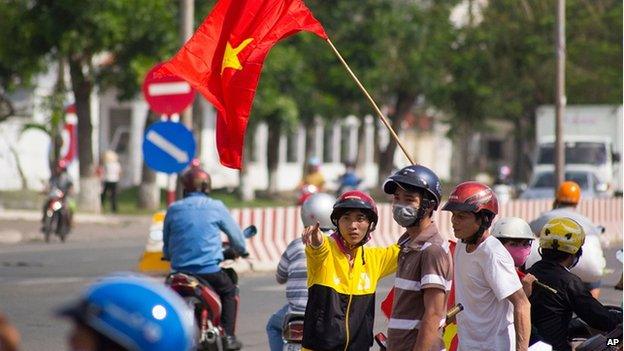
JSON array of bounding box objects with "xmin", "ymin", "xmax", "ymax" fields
[{"xmin": 0, "ymin": 67, "xmax": 453, "ymax": 193}]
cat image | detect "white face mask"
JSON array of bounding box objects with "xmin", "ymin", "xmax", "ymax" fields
[{"xmin": 392, "ymin": 203, "xmax": 419, "ymax": 227}]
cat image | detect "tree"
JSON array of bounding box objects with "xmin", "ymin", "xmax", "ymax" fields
[
  {"xmin": 302, "ymin": 1, "xmax": 458, "ymax": 184},
  {"xmin": 460, "ymin": 0, "xmax": 622, "ymax": 181},
  {"xmin": 252, "ymin": 45, "xmax": 301, "ymax": 195},
  {"xmin": 1, "ymin": 1, "xmax": 178, "ymax": 211}
]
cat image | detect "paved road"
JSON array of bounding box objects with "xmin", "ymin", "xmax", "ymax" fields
[{"xmin": 0, "ymin": 217, "xmax": 621, "ymax": 350}]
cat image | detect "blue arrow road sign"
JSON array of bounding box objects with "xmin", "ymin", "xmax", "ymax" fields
[{"xmin": 142, "ymin": 121, "xmax": 195, "ymax": 174}]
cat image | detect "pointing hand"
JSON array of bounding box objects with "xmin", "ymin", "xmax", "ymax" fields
[{"xmin": 302, "ymin": 221, "xmax": 323, "ymax": 248}]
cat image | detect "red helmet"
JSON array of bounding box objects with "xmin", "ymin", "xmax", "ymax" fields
[
  {"xmin": 330, "ymin": 190, "xmax": 378, "ymax": 228},
  {"xmin": 441, "ymin": 181, "xmax": 498, "ymax": 216},
  {"xmin": 56, "ymin": 159, "xmax": 68, "ymax": 171},
  {"xmin": 181, "ymin": 167, "xmax": 211, "ymax": 194}
]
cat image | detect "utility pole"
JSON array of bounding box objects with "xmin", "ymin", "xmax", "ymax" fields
[
  {"xmin": 180, "ymin": 0, "xmax": 194, "ymax": 129},
  {"xmin": 554, "ymin": 0, "xmax": 566, "ymax": 193}
]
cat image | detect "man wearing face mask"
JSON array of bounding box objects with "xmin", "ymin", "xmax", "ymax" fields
[
  {"xmin": 383, "ymin": 165, "xmax": 453, "ymax": 351},
  {"xmin": 527, "ymin": 217, "xmax": 620, "ymax": 350}
]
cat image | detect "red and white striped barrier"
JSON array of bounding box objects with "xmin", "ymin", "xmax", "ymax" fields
[{"xmin": 232, "ymin": 198, "xmax": 623, "ymax": 269}]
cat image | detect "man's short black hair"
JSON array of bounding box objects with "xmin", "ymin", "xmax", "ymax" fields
[{"xmin": 540, "ymin": 248, "xmax": 573, "ymax": 263}]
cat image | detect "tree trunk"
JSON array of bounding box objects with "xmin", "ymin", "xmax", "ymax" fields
[
  {"xmin": 518, "ymin": 109, "xmax": 536, "ymax": 183},
  {"xmin": 266, "ymin": 119, "xmax": 281, "ymax": 195},
  {"xmin": 50, "ymin": 57, "xmax": 66, "ymax": 166},
  {"xmin": 8, "ymin": 143, "xmax": 28, "ymax": 189},
  {"xmin": 376, "ymin": 91, "xmax": 417, "ymax": 187},
  {"xmin": 69, "ymin": 55, "xmax": 100, "ymax": 213},
  {"xmin": 138, "ymin": 110, "xmax": 161, "ymax": 210},
  {"xmin": 461, "ymin": 120, "xmax": 473, "ymax": 180}
]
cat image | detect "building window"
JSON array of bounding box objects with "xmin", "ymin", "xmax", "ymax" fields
[
  {"xmin": 109, "ymin": 108, "xmax": 131, "ymax": 154},
  {"xmin": 487, "ymin": 139, "xmax": 503, "ymax": 160}
]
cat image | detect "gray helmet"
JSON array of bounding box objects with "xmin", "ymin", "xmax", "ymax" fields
[
  {"xmin": 491, "ymin": 217, "xmax": 536, "ymax": 240},
  {"xmin": 301, "ymin": 193, "xmax": 336, "ymax": 230}
]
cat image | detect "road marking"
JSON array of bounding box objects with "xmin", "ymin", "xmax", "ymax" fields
[
  {"xmin": 148, "ymin": 82, "xmax": 191, "ymax": 96},
  {"xmin": 146, "ymin": 130, "xmax": 189, "ymax": 163}
]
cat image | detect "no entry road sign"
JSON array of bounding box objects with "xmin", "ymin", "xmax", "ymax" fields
[{"xmin": 142, "ymin": 63, "xmax": 195, "ymax": 115}]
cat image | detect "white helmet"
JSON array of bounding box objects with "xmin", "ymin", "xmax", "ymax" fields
[
  {"xmin": 301, "ymin": 193, "xmax": 335, "ymax": 230},
  {"xmin": 491, "ymin": 217, "xmax": 536, "ymax": 240}
]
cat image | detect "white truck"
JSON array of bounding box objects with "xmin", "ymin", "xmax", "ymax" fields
[{"xmin": 533, "ymin": 105, "xmax": 623, "ymax": 195}]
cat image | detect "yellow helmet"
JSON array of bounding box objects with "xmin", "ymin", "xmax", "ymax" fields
[{"xmin": 539, "ymin": 217, "xmax": 585, "ymax": 255}]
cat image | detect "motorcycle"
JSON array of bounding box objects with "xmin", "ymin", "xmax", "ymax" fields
[
  {"xmin": 281, "ymin": 311, "xmax": 305, "ymax": 351},
  {"xmin": 165, "ymin": 225, "xmax": 257, "ymax": 351},
  {"xmin": 41, "ymin": 188, "xmax": 70, "ymax": 243},
  {"xmin": 296, "ymin": 184, "xmax": 318, "ymax": 206},
  {"xmin": 529, "ymin": 305, "xmax": 623, "ymax": 350},
  {"xmin": 574, "ymin": 323, "xmax": 623, "ymax": 351},
  {"xmin": 568, "ymin": 305, "xmax": 623, "ymax": 351}
]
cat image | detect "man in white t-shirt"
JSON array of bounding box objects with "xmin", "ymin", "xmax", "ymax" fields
[{"xmin": 442, "ymin": 181, "xmax": 530, "ymax": 351}]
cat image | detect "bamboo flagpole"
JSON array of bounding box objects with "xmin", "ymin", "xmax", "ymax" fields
[{"xmin": 325, "ymin": 38, "xmax": 415, "ymax": 165}]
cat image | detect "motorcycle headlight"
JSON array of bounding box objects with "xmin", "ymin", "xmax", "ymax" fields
[{"xmin": 52, "ymin": 201, "xmax": 63, "ymax": 211}]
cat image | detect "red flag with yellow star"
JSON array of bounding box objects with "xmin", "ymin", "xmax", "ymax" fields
[{"xmin": 160, "ymin": 0, "xmax": 327, "ymax": 169}]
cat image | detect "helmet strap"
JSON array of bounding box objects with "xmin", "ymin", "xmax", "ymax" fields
[
  {"xmin": 570, "ymin": 247, "xmax": 583, "ymax": 268},
  {"xmin": 402, "ymin": 199, "xmax": 432, "ymax": 229},
  {"xmin": 415, "ymin": 200, "xmax": 433, "ymax": 225}
]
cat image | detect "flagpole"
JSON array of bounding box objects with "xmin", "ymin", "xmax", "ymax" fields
[{"xmin": 325, "ymin": 38, "xmax": 415, "ymax": 165}]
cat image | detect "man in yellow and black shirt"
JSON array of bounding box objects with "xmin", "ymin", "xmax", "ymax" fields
[{"xmin": 301, "ymin": 190, "xmax": 399, "ymax": 351}]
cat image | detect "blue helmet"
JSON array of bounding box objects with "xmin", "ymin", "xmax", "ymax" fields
[
  {"xmin": 58, "ymin": 274, "xmax": 195, "ymax": 351},
  {"xmin": 383, "ymin": 165, "xmax": 442, "ymax": 209}
]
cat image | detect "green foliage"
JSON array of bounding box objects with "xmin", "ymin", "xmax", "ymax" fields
[
  {"xmin": 0, "ymin": 0, "xmax": 620, "ymax": 182},
  {"xmin": 0, "ymin": 1, "xmax": 178, "ymax": 98},
  {"xmin": 0, "ymin": 0, "xmax": 50, "ymax": 89},
  {"xmin": 566, "ymin": 0, "xmax": 622, "ymax": 103}
]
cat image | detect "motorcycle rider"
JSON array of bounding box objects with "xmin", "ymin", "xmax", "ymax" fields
[
  {"xmin": 162, "ymin": 166, "xmax": 247, "ymax": 350},
  {"xmin": 301, "ymin": 190, "xmax": 399, "ymax": 350},
  {"xmin": 300, "ymin": 156, "xmax": 326, "ymax": 191},
  {"xmin": 527, "ymin": 217, "xmax": 620, "ymax": 351},
  {"xmin": 383, "ymin": 165, "xmax": 453, "ymax": 351},
  {"xmin": 57, "ymin": 273, "xmax": 195, "ymax": 351},
  {"xmin": 528, "ymin": 180, "xmax": 606, "ymax": 298},
  {"xmin": 336, "ymin": 161, "xmax": 362, "ymax": 196},
  {"xmin": 266, "ymin": 193, "xmax": 336, "ymax": 351},
  {"xmin": 491, "ymin": 217, "xmax": 538, "ymax": 297},
  {"xmin": 42, "ymin": 159, "xmax": 74, "ymax": 231},
  {"xmin": 441, "ymin": 182, "xmax": 531, "ymax": 351}
]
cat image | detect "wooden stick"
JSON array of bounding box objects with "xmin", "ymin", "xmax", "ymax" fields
[
  {"xmin": 535, "ymin": 280, "xmax": 558, "ymax": 294},
  {"xmin": 325, "ymin": 38, "xmax": 415, "ymax": 165}
]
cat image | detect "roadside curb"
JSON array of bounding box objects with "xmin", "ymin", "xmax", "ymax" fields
[
  {"xmin": 0, "ymin": 209, "xmax": 149, "ymax": 225},
  {"xmin": 0, "ymin": 229, "xmax": 22, "ymax": 244}
]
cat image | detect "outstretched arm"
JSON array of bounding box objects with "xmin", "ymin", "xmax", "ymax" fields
[
  {"xmin": 217, "ymin": 204, "xmax": 246, "ymax": 254},
  {"xmin": 302, "ymin": 222, "xmax": 329, "ymax": 275}
]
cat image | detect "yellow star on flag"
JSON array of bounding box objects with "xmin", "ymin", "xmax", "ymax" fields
[{"xmin": 221, "ymin": 38, "xmax": 254, "ymax": 74}]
